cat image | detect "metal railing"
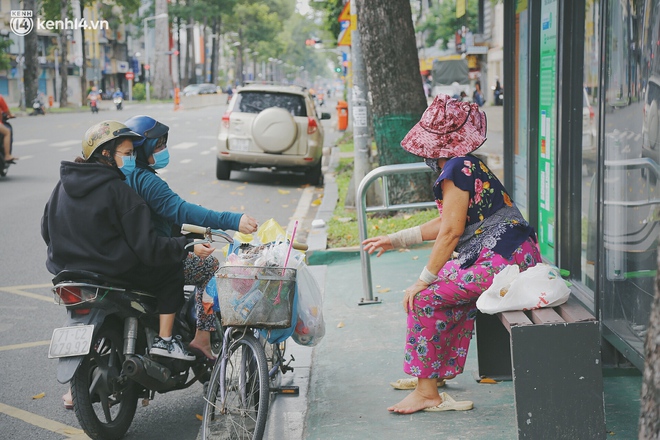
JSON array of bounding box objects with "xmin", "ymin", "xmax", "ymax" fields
[{"xmin": 356, "ymin": 163, "xmax": 435, "ymax": 305}]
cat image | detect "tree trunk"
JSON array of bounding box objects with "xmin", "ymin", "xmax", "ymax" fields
[
  {"xmin": 354, "ymin": 0, "xmax": 432, "ymax": 204},
  {"xmin": 151, "ymin": 0, "xmax": 171, "ymax": 99},
  {"xmin": 210, "ymin": 18, "xmax": 219, "ymax": 85},
  {"xmin": 186, "ymin": 16, "xmax": 195, "ymax": 84},
  {"xmin": 59, "ymin": 0, "xmax": 69, "ymax": 108},
  {"xmin": 23, "ymin": 0, "xmax": 38, "ymax": 108},
  {"xmin": 639, "ymin": 245, "xmax": 660, "ymax": 437}
]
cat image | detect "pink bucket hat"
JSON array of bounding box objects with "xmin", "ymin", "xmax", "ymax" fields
[{"xmin": 401, "ymin": 94, "xmax": 487, "ymax": 159}]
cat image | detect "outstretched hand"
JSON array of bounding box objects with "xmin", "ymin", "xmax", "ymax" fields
[
  {"xmin": 239, "ymin": 214, "xmax": 258, "ymax": 234},
  {"xmin": 361, "ymin": 235, "xmax": 393, "ymax": 257}
]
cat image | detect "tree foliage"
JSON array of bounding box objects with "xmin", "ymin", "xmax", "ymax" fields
[{"xmin": 417, "ymin": 0, "xmax": 479, "ymax": 49}]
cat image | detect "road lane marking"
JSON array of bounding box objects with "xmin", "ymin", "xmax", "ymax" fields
[
  {"xmin": 0, "ymin": 340, "xmax": 50, "ymax": 352},
  {"xmin": 180, "ymin": 159, "xmax": 192, "ymax": 164},
  {"xmin": 51, "ymin": 140, "xmax": 80, "ymax": 148},
  {"xmin": 171, "ymin": 142, "xmax": 197, "ymax": 150},
  {"xmin": 0, "ymin": 402, "xmax": 86, "ymax": 438},
  {"xmin": 14, "ymin": 139, "xmax": 46, "ymax": 146},
  {"xmin": 0, "ymin": 284, "xmax": 53, "ymax": 302}
]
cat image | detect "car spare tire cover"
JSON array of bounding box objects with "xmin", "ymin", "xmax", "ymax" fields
[{"xmin": 251, "ymin": 107, "xmax": 298, "ymax": 153}]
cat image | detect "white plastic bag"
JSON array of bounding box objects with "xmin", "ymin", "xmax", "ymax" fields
[
  {"xmin": 291, "ymin": 264, "xmax": 325, "ymax": 347},
  {"xmin": 476, "ymin": 263, "xmax": 570, "ymax": 314}
]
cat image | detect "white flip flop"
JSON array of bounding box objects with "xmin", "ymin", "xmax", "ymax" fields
[{"xmin": 423, "ymin": 392, "xmax": 473, "ymax": 412}]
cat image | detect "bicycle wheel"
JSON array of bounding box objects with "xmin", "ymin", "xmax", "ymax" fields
[{"xmin": 202, "ymin": 331, "xmax": 269, "ymax": 440}]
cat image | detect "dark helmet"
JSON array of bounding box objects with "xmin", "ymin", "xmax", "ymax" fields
[{"xmin": 124, "ymin": 115, "xmax": 169, "ymax": 165}]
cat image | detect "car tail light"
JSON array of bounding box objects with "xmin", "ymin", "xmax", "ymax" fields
[
  {"xmin": 589, "ymin": 106, "xmax": 594, "ymax": 120},
  {"xmin": 307, "ymin": 117, "xmax": 318, "ymax": 134},
  {"xmin": 222, "ymin": 112, "xmax": 231, "ymax": 129}
]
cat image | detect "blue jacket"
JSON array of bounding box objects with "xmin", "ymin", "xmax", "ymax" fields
[{"xmin": 126, "ymin": 167, "xmax": 242, "ymax": 237}]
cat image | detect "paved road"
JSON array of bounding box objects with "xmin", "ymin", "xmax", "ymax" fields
[{"xmin": 0, "ymin": 101, "xmax": 336, "ymax": 440}]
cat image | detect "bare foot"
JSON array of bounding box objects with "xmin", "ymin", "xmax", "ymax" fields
[
  {"xmin": 188, "ymin": 340, "xmax": 216, "ymax": 361},
  {"xmin": 387, "ymin": 389, "xmax": 442, "ymax": 414}
]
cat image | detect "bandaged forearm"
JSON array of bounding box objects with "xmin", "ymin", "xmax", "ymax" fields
[{"xmin": 388, "ymin": 226, "xmax": 423, "ymax": 249}]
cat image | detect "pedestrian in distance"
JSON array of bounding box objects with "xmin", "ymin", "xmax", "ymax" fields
[
  {"xmin": 362, "ymin": 95, "xmax": 541, "ymax": 414},
  {"xmin": 472, "ymin": 81, "xmax": 485, "ymax": 107},
  {"xmin": 123, "ymin": 115, "xmax": 259, "ymax": 361}
]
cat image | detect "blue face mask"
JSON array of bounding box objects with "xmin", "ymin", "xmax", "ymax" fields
[
  {"xmin": 118, "ymin": 154, "xmax": 136, "ymax": 176},
  {"xmin": 150, "ymin": 148, "xmax": 170, "ymax": 170}
]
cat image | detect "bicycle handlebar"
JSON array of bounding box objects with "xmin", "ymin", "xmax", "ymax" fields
[{"xmin": 181, "ymin": 223, "xmax": 309, "ymax": 251}]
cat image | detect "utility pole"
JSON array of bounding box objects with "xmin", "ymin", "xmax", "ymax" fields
[{"xmin": 350, "ymin": 0, "xmax": 371, "ymax": 204}]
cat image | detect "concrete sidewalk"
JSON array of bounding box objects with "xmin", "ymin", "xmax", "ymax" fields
[{"xmin": 303, "ymin": 247, "xmax": 643, "ymax": 439}]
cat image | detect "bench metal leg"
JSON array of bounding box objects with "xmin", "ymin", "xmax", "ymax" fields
[
  {"xmin": 510, "ymin": 322, "xmax": 605, "ymax": 439},
  {"xmin": 476, "ymin": 311, "xmax": 513, "ymax": 380}
]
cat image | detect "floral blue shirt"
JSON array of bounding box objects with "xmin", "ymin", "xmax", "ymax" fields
[{"xmin": 433, "ymin": 154, "xmax": 534, "ymax": 268}]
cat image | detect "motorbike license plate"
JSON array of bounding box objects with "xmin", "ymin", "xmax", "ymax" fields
[
  {"xmin": 230, "ymin": 138, "xmax": 250, "ymax": 151},
  {"xmin": 48, "ymin": 325, "xmax": 94, "ymax": 359}
]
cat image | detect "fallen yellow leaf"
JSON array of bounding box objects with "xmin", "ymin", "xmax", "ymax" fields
[
  {"xmin": 311, "ymin": 199, "xmax": 322, "ymax": 206},
  {"xmin": 32, "ymin": 392, "xmax": 46, "ymax": 400},
  {"xmin": 403, "ymin": 214, "xmax": 412, "ymax": 220},
  {"xmin": 278, "ymin": 189, "xmax": 291, "ymax": 195},
  {"xmin": 479, "ymin": 378, "xmax": 498, "ymax": 384},
  {"xmin": 337, "ymin": 321, "xmax": 345, "ymax": 328},
  {"xmin": 196, "ymin": 414, "xmax": 203, "ymax": 421},
  {"xmin": 377, "ymin": 288, "xmax": 391, "ymax": 293},
  {"xmin": 236, "ymin": 186, "xmax": 246, "ymax": 190},
  {"xmin": 372, "ymin": 225, "xmax": 380, "ymax": 230},
  {"xmin": 190, "ymin": 191, "xmax": 198, "ymax": 195}
]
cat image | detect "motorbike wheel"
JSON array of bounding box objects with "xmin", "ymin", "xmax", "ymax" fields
[
  {"xmin": 202, "ymin": 332, "xmax": 269, "ymax": 440},
  {"xmin": 71, "ymin": 322, "xmax": 138, "ymax": 440}
]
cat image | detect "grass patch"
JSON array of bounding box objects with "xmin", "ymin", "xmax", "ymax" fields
[{"xmin": 326, "ymin": 153, "xmax": 437, "ymax": 249}]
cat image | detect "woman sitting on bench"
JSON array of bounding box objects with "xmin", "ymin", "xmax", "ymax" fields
[{"xmin": 362, "ymin": 95, "xmax": 542, "ymax": 414}]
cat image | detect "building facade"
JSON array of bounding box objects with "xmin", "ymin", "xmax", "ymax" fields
[{"xmin": 504, "ymin": 0, "xmax": 660, "ymax": 369}]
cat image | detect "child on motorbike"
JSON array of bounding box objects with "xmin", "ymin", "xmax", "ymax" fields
[
  {"xmin": 42, "ymin": 120, "xmax": 205, "ymax": 365},
  {"xmin": 123, "ymin": 115, "xmax": 259, "ymax": 361}
]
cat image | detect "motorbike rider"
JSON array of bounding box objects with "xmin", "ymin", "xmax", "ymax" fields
[
  {"xmin": 87, "ymin": 86, "xmax": 100, "ymax": 107},
  {"xmin": 123, "ymin": 115, "xmax": 259, "ymax": 360},
  {"xmin": 41, "ymin": 120, "xmax": 204, "ymax": 365},
  {"xmin": 113, "ymin": 88, "xmax": 124, "ymax": 100},
  {"xmin": 0, "ymin": 94, "xmax": 16, "ymax": 162}
]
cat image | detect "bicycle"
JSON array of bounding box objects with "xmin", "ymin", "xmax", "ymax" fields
[{"xmin": 181, "ymin": 224, "xmax": 303, "ymax": 440}]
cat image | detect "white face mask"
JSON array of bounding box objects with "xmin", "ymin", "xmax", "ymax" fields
[{"xmin": 150, "ymin": 148, "xmax": 170, "ymax": 170}]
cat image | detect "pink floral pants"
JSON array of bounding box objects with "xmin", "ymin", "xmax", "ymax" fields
[{"xmin": 403, "ymin": 237, "xmax": 542, "ymax": 379}]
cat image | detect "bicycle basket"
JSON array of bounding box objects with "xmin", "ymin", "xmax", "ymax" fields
[{"xmin": 216, "ymin": 266, "xmax": 296, "ymax": 329}]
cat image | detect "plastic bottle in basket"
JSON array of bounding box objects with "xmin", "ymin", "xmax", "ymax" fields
[{"xmin": 231, "ymin": 285, "xmax": 264, "ymax": 320}]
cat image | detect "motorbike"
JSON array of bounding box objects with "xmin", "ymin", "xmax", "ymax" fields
[
  {"xmin": 49, "ymin": 236, "xmax": 224, "ymax": 439},
  {"xmin": 114, "ymin": 97, "xmax": 123, "ymax": 110},
  {"xmin": 0, "ymin": 113, "xmax": 14, "ymax": 177},
  {"xmin": 90, "ymin": 100, "xmax": 99, "ymax": 114},
  {"xmin": 30, "ymin": 98, "xmax": 46, "ymax": 116}
]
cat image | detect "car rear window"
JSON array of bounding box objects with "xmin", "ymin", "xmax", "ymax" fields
[{"xmin": 235, "ymin": 92, "xmax": 308, "ymax": 117}]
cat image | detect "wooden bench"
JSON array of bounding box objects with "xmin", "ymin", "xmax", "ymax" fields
[{"xmin": 475, "ymin": 297, "xmax": 606, "ymax": 439}]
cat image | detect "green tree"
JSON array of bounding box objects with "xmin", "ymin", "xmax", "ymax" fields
[
  {"xmin": 417, "ymin": 0, "xmax": 479, "ymax": 49},
  {"xmin": 354, "ymin": 0, "xmax": 431, "ymax": 204}
]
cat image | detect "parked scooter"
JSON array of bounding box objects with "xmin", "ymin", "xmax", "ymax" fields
[
  {"xmin": 0, "ymin": 113, "xmax": 14, "ymax": 177},
  {"xmin": 49, "ymin": 226, "xmax": 231, "ymax": 439},
  {"xmin": 30, "ymin": 98, "xmax": 46, "ymax": 116},
  {"xmin": 114, "ymin": 96, "xmax": 123, "ymax": 110}
]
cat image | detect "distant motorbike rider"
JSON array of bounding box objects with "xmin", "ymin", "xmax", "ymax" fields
[
  {"xmin": 0, "ymin": 94, "xmax": 16, "ymax": 162},
  {"xmin": 113, "ymin": 89, "xmax": 124, "ymax": 100},
  {"xmin": 41, "ymin": 120, "xmax": 201, "ymax": 363},
  {"xmin": 123, "ymin": 115, "xmax": 259, "ymax": 360}
]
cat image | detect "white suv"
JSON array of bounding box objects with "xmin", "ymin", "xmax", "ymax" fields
[{"xmin": 216, "ymin": 84, "xmax": 331, "ymax": 185}]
